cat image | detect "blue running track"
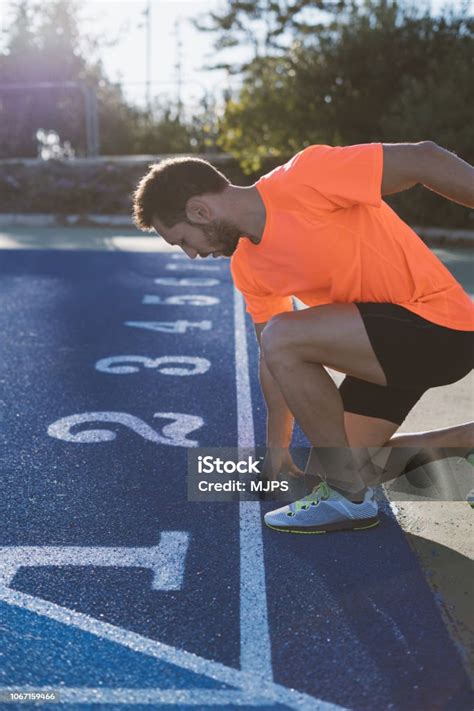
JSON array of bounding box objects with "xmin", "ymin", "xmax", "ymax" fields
[{"xmin": 0, "ymin": 247, "xmax": 472, "ymax": 709}]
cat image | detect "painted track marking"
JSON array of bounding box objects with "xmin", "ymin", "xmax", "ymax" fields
[
  {"xmin": 0, "ymin": 586, "xmax": 346, "ymax": 709},
  {"xmin": 1, "ymin": 260, "xmax": 347, "ymax": 709},
  {"xmin": 0, "ymin": 531, "xmax": 189, "ymax": 591},
  {"xmin": 234, "ymin": 287, "xmax": 273, "ymax": 685}
]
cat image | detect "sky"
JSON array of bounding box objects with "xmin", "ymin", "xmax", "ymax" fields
[{"xmin": 80, "ymin": 0, "xmax": 245, "ymax": 111}]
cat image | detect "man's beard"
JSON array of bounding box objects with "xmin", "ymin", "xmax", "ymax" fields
[{"xmin": 190, "ymin": 218, "xmax": 242, "ymax": 257}]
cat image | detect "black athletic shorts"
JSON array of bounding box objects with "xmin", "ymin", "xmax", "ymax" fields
[{"xmin": 339, "ymin": 303, "xmax": 474, "ymax": 425}]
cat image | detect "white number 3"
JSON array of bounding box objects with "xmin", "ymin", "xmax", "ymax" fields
[{"xmin": 95, "ymin": 355, "xmax": 210, "ymax": 376}]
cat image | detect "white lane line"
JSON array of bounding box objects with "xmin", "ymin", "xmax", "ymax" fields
[
  {"xmin": 0, "ymin": 532, "xmax": 189, "ymax": 591},
  {"xmin": 233, "ymin": 287, "xmax": 273, "ymax": 684},
  {"xmin": 0, "ymin": 588, "xmax": 345, "ymax": 710}
]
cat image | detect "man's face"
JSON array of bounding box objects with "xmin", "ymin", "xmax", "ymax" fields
[{"xmin": 152, "ymin": 216, "xmax": 242, "ymax": 259}]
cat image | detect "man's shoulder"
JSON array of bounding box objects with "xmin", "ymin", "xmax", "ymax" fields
[{"xmin": 258, "ymin": 144, "xmax": 333, "ymax": 186}]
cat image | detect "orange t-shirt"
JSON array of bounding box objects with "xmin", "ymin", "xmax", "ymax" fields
[{"xmin": 230, "ymin": 143, "xmax": 474, "ymax": 330}]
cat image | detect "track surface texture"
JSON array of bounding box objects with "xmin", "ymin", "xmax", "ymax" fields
[{"xmin": 1, "ymin": 246, "xmax": 473, "ymax": 710}]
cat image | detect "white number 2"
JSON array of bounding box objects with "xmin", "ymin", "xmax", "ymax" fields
[{"xmin": 48, "ymin": 412, "xmax": 204, "ymax": 447}]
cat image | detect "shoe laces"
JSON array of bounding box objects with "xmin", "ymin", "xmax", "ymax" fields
[{"xmin": 291, "ymin": 481, "xmax": 331, "ymax": 513}]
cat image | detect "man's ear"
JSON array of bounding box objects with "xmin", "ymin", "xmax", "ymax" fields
[{"xmin": 186, "ymin": 196, "xmax": 212, "ymax": 224}]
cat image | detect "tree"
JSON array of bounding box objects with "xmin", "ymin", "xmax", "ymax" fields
[
  {"xmin": 193, "ymin": 0, "xmax": 347, "ymax": 71},
  {"xmin": 213, "ymin": 0, "xmax": 473, "ymax": 179}
]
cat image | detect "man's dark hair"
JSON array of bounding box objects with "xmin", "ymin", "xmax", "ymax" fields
[{"xmin": 133, "ymin": 156, "xmax": 230, "ymax": 231}]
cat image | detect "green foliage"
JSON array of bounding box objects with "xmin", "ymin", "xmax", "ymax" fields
[
  {"xmin": 218, "ymin": 1, "xmax": 473, "ymax": 170},
  {"xmin": 193, "ymin": 1, "xmax": 347, "ymax": 63},
  {"xmin": 212, "ymin": 0, "xmax": 473, "ymax": 225}
]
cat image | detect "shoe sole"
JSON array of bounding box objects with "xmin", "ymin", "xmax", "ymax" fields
[{"xmin": 265, "ymin": 516, "xmax": 380, "ymax": 534}]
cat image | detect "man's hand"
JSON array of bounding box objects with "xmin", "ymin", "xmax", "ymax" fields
[
  {"xmin": 382, "ymin": 141, "xmax": 474, "ymax": 208},
  {"xmin": 261, "ymin": 448, "xmax": 304, "ymax": 482}
]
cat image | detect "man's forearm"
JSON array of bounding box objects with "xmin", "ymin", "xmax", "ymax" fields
[
  {"xmin": 259, "ymin": 355, "xmax": 294, "ymax": 446},
  {"xmin": 419, "ymin": 142, "xmax": 474, "ymax": 208}
]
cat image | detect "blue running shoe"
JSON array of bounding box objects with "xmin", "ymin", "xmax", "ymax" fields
[{"xmin": 264, "ymin": 481, "xmax": 379, "ymax": 533}]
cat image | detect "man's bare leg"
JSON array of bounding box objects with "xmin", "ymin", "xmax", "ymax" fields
[
  {"xmin": 344, "ymin": 414, "xmax": 474, "ymax": 485},
  {"xmin": 388, "ymin": 422, "xmax": 474, "ymax": 448},
  {"xmin": 261, "ymin": 306, "xmax": 473, "ymax": 494},
  {"xmin": 261, "ymin": 305, "xmax": 387, "ymax": 444},
  {"xmin": 261, "ymin": 304, "xmax": 387, "ymax": 496}
]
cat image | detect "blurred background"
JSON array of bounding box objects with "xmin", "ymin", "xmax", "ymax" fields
[{"xmin": 0, "ymin": 0, "xmax": 473, "ymax": 227}]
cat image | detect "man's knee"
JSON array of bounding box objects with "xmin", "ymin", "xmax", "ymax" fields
[{"xmin": 260, "ymin": 313, "xmax": 295, "ymax": 366}]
